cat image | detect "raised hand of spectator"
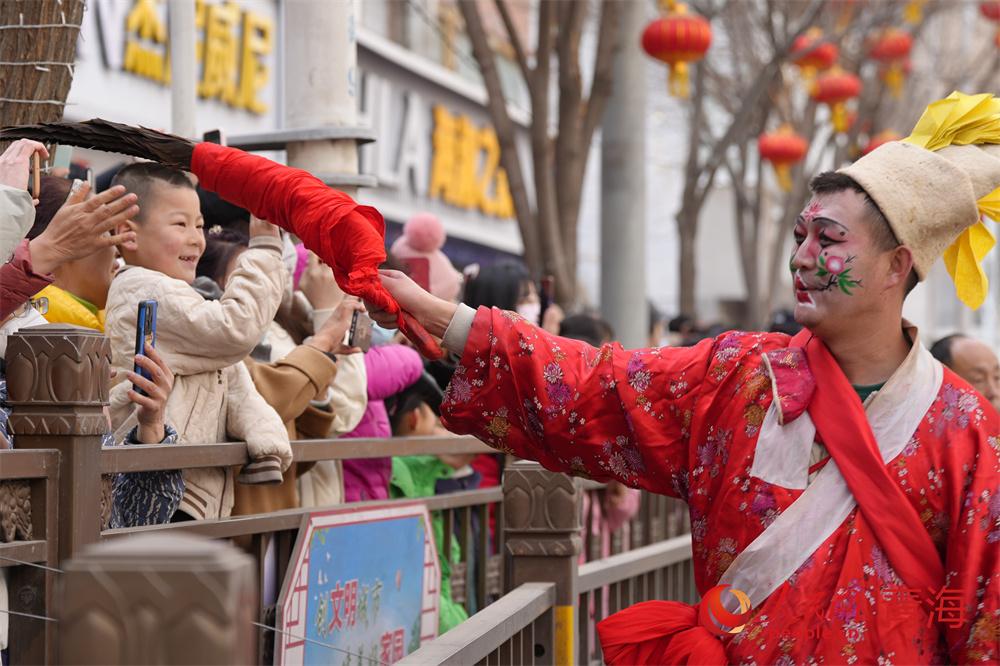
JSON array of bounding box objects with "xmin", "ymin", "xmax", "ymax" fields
[
  {"xmin": 299, "ymin": 250, "xmax": 341, "ymax": 310},
  {"xmin": 0, "ymin": 139, "xmax": 49, "ymax": 203},
  {"xmin": 29, "ymin": 182, "xmax": 138, "ymax": 275},
  {"xmin": 126, "ymin": 344, "xmax": 175, "ymax": 444},
  {"xmin": 304, "ymin": 295, "xmax": 365, "ymax": 356},
  {"xmin": 249, "ymin": 214, "xmax": 280, "ymax": 240}
]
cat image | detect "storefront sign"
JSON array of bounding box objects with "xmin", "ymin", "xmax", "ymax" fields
[
  {"xmin": 277, "ymin": 503, "xmax": 440, "ymax": 666},
  {"xmin": 92, "ymin": 0, "xmax": 272, "ymax": 114},
  {"xmin": 359, "ymin": 68, "xmax": 515, "ymax": 221},
  {"xmin": 429, "ymin": 105, "xmax": 514, "ymax": 218}
]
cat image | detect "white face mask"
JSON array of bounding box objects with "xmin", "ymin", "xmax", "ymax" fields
[
  {"xmin": 516, "ymin": 302, "xmax": 541, "ymax": 325},
  {"xmin": 370, "ymin": 323, "xmax": 396, "ymax": 347},
  {"xmin": 0, "ymin": 309, "xmax": 48, "ymax": 359}
]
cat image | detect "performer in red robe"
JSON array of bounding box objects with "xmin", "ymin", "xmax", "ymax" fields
[{"xmin": 366, "ymin": 92, "xmax": 1000, "ymax": 663}]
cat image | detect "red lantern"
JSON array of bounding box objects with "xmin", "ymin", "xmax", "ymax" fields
[
  {"xmin": 863, "ymin": 129, "xmax": 902, "ymax": 155},
  {"xmin": 869, "ymin": 28, "xmax": 913, "ymax": 98},
  {"xmin": 759, "ymin": 126, "xmax": 808, "ymax": 192},
  {"xmin": 791, "ymin": 28, "xmax": 839, "ymax": 81},
  {"xmin": 812, "ymin": 67, "xmax": 862, "ymax": 133},
  {"xmin": 641, "ymin": 1, "xmax": 712, "ymax": 98}
]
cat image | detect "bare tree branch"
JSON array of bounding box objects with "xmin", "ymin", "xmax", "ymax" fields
[
  {"xmin": 457, "ymin": 0, "xmax": 543, "ymax": 271},
  {"xmin": 693, "ymin": 0, "xmax": 825, "ymax": 209},
  {"xmin": 579, "ymin": 0, "xmax": 621, "ymax": 151},
  {"xmin": 494, "ymin": 0, "xmax": 531, "ymax": 88}
]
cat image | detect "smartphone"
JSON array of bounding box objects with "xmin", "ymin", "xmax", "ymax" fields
[
  {"xmin": 133, "ymin": 300, "xmax": 157, "ymax": 396},
  {"xmin": 348, "ymin": 310, "xmax": 373, "ymax": 352},
  {"xmin": 202, "ymin": 128, "xmax": 227, "ymax": 146},
  {"xmin": 539, "ymin": 275, "xmax": 555, "ymax": 326}
]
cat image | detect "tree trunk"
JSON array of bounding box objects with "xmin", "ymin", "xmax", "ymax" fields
[
  {"xmin": 0, "ymin": 0, "xmax": 86, "ymax": 130},
  {"xmin": 678, "ymin": 215, "xmax": 698, "ymax": 316}
]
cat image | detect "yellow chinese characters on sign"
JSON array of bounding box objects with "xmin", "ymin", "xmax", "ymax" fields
[
  {"xmin": 429, "ymin": 105, "xmax": 514, "ymax": 219},
  {"xmin": 122, "ymin": 0, "xmax": 272, "ymax": 115}
]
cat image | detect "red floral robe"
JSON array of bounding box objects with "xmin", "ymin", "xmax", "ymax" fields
[{"xmin": 440, "ymin": 307, "xmax": 1000, "ymax": 664}]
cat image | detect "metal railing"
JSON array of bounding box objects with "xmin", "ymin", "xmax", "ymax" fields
[
  {"xmin": 398, "ymin": 582, "xmax": 556, "ymax": 666},
  {"xmin": 576, "ymin": 535, "xmax": 697, "ymax": 665}
]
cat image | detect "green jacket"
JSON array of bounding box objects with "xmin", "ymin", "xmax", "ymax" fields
[{"xmin": 390, "ymin": 456, "xmax": 469, "ymax": 633}]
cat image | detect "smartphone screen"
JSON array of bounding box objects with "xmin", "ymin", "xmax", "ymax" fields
[
  {"xmin": 349, "ymin": 310, "xmax": 373, "ymax": 352},
  {"xmin": 133, "ymin": 300, "xmax": 157, "ymax": 396}
]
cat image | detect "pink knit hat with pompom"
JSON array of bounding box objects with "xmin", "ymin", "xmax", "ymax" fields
[{"xmin": 390, "ymin": 213, "xmax": 463, "ymax": 302}]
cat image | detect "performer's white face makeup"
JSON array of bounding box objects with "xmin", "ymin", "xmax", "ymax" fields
[
  {"xmin": 789, "ymin": 190, "xmax": 905, "ymax": 337},
  {"xmin": 117, "ymin": 183, "xmax": 206, "ymax": 284}
]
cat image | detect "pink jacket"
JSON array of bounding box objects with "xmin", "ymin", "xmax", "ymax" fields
[
  {"xmin": 1, "ymin": 240, "xmax": 53, "ymax": 320},
  {"xmin": 340, "ymin": 344, "xmax": 424, "ymax": 501}
]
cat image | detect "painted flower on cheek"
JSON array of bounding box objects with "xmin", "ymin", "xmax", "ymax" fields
[{"xmin": 825, "ymin": 255, "xmax": 845, "ymax": 274}]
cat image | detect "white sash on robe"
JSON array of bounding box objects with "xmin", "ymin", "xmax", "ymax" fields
[{"xmin": 719, "ymin": 329, "xmax": 943, "ymax": 609}]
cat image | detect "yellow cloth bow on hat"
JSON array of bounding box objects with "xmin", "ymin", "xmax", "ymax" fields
[{"xmin": 904, "ymin": 92, "xmax": 1000, "ymax": 309}]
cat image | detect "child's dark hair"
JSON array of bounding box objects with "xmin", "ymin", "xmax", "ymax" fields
[
  {"xmin": 26, "ymin": 175, "xmax": 73, "ymax": 240},
  {"xmin": 110, "ymin": 162, "xmax": 195, "ymax": 222},
  {"xmin": 196, "ymin": 227, "xmax": 250, "ymax": 285},
  {"xmin": 462, "ymin": 260, "xmax": 532, "ymax": 311},
  {"xmin": 560, "ymin": 313, "xmax": 609, "ymax": 347}
]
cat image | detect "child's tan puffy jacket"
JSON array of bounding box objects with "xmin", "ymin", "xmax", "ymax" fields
[{"xmin": 106, "ymin": 236, "xmax": 292, "ymax": 520}]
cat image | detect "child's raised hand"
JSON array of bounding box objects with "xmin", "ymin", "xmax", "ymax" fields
[
  {"xmin": 249, "ymin": 214, "xmax": 280, "ymax": 239},
  {"xmin": 127, "ymin": 343, "xmax": 175, "ymax": 444},
  {"xmin": 299, "ymin": 251, "xmax": 342, "ymax": 310}
]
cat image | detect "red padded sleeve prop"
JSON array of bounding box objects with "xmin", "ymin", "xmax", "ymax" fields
[{"xmin": 191, "ymin": 142, "xmax": 442, "ymax": 359}]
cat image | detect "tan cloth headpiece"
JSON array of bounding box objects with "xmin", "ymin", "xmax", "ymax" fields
[{"xmin": 839, "ymin": 92, "xmax": 1000, "ymax": 309}]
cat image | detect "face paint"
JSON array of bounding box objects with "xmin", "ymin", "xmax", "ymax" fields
[
  {"xmin": 815, "ymin": 253, "xmax": 862, "ymax": 295},
  {"xmin": 801, "ymin": 200, "xmax": 823, "ymax": 224}
]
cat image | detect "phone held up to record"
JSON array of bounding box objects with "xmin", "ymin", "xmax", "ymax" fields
[
  {"xmin": 347, "ymin": 310, "xmax": 373, "ymax": 353},
  {"xmin": 133, "ymin": 300, "xmax": 157, "ymax": 396}
]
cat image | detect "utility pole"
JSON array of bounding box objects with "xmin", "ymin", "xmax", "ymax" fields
[
  {"xmin": 283, "ymin": 0, "xmax": 361, "ymax": 193},
  {"xmin": 600, "ymin": 0, "xmax": 648, "ymax": 348},
  {"xmin": 168, "ymin": 0, "xmax": 197, "ymax": 138}
]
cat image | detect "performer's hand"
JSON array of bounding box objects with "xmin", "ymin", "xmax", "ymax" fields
[
  {"xmin": 368, "ymin": 269, "xmax": 457, "ymax": 339},
  {"xmin": 249, "ymin": 214, "xmax": 280, "ymax": 239}
]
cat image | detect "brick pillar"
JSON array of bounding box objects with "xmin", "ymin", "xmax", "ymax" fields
[
  {"xmin": 5, "ymin": 324, "xmax": 111, "ymax": 663},
  {"xmin": 503, "ymin": 460, "xmax": 581, "ymax": 666},
  {"xmin": 57, "ymin": 533, "xmax": 256, "ymax": 664},
  {"xmin": 5, "ymin": 324, "xmax": 110, "ymax": 562}
]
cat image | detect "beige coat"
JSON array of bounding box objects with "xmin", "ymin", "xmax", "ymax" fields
[
  {"xmin": 297, "ymin": 351, "xmax": 368, "ymax": 507},
  {"xmin": 106, "ymin": 236, "xmax": 291, "ymax": 519},
  {"xmin": 0, "ymin": 183, "xmax": 33, "ymax": 262}
]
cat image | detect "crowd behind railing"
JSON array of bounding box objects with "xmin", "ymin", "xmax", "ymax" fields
[{"xmin": 0, "ymin": 139, "xmax": 691, "ymax": 665}]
